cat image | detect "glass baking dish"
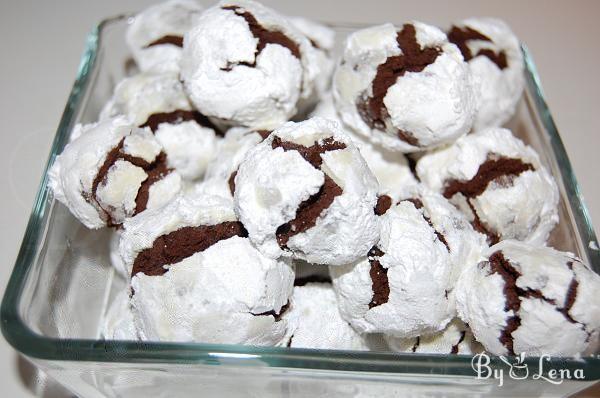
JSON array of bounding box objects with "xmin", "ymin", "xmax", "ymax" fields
[{"xmin": 2, "ymin": 15, "xmax": 600, "ymax": 398}]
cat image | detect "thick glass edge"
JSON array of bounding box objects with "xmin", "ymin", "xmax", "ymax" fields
[
  {"xmin": 521, "ymin": 44, "xmax": 600, "ymax": 271},
  {"xmin": 0, "ymin": 16, "xmax": 598, "ymax": 380}
]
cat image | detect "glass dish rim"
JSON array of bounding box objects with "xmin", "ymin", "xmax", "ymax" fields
[{"xmin": 2, "ymin": 15, "xmax": 599, "ymax": 379}]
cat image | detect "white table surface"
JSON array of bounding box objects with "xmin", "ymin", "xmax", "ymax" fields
[{"xmin": 1, "ymin": 1, "xmax": 599, "ymax": 396}]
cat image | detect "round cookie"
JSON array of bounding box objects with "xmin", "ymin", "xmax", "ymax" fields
[
  {"xmin": 126, "ymin": 0, "xmax": 204, "ymax": 73},
  {"xmin": 122, "ymin": 192, "xmax": 294, "ymax": 345},
  {"xmin": 333, "ymin": 22, "xmax": 477, "ymax": 153},
  {"xmin": 49, "ymin": 117, "xmax": 182, "ymax": 229},
  {"xmin": 180, "ymin": 0, "xmax": 318, "ymax": 129},
  {"xmin": 330, "ymin": 186, "xmax": 486, "ymax": 337},
  {"xmin": 448, "ymin": 18, "xmax": 524, "ymax": 129},
  {"xmin": 416, "ymin": 127, "xmax": 559, "ymax": 245},
  {"xmin": 283, "ymin": 283, "xmax": 372, "ymax": 350},
  {"xmin": 232, "ymin": 117, "xmax": 380, "ymax": 265},
  {"xmin": 456, "ymin": 240, "xmax": 600, "ymax": 356},
  {"xmin": 101, "ymin": 72, "xmax": 221, "ymax": 181},
  {"xmin": 385, "ymin": 318, "xmax": 483, "ymax": 355}
]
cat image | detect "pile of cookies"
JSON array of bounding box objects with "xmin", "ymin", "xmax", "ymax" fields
[{"xmin": 50, "ymin": 0, "xmax": 600, "ymax": 356}]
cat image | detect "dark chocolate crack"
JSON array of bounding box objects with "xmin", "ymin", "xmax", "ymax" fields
[
  {"xmin": 144, "ymin": 35, "xmax": 184, "ymax": 48},
  {"xmin": 256, "ymin": 129, "xmax": 271, "ymax": 140},
  {"xmin": 294, "ymin": 274, "xmax": 332, "ymax": 286},
  {"xmin": 406, "ymin": 154, "xmax": 420, "ymax": 182},
  {"xmin": 411, "ymin": 336, "xmax": 420, "ymax": 353},
  {"xmin": 134, "ymin": 152, "xmax": 170, "ymax": 215},
  {"xmin": 487, "ymin": 251, "xmax": 583, "ymax": 355},
  {"xmin": 488, "ymin": 251, "xmax": 522, "ymax": 355},
  {"xmin": 448, "ymin": 26, "xmax": 508, "ymax": 70},
  {"xmin": 442, "ymin": 155, "xmax": 534, "ymax": 199},
  {"xmin": 466, "ymin": 200, "xmax": 500, "ymax": 245},
  {"xmin": 140, "ymin": 110, "xmax": 222, "ymax": 136},
  {"xmin": 451, "ymin": 331, "xmax": 467, "ymax": 354},
  {"xmin": 271, "ymin": 136, "xmax": 347, "ymax": 168},
  {"xmin": 560, "ymin": 261, "xmax": 579, "ymax": 324},
  {"xmin": 131, "ymin": 221, "xmax": 248, "ymax": 277},
  {"xmin": 308, "ymin": 38, "xmax": 321, "ymax": 50},
  {"xmin": 442, "ymin": 154, "xmax": 534, "ymax": 244},
  {"xmin": 402, "ymin": 198, "xmax": 450, "ymax": 252},
  {"xmin": 306, "ymin": 37, "xmax": 332, "ymax": 56},
  {"xmin": 221, "ymin": 5, "xmax": 300, "ymax": 70},
  {"xmin": 251, "ymin": 301, "xmax": 289, "ymax": 322},
  {"xmin": 368, "ymin": 246, "xmax": 389, "ymax": 309},
  {"xmin": 405, "ymin": 197, "xmax": 424, "ymax": 209},
  {"xmin": 357, "ymin": 24, "xmax": 442, "ymax": 146},
  {"xmin": 271, "ymin": 136, "xmax": 346, "ymax": 248},
  {"xmin": 375, "ymin": 194, "xmax": 392, "ymax": 216},
  {"xmin": 276, "ymin": 175, "xmax": 342, "ymax": 247},
  {"xmin": 90, "ymin": 138, "xmax": 172, "ymax": 226},
  {"xmin": 228, "ymin": 170, "xmax": 238, "ymax": 196}
]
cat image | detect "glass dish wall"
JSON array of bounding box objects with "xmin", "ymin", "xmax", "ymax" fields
[{"xmin": 2, "ymin": 15, "xmax": 599, "ymax": 398}]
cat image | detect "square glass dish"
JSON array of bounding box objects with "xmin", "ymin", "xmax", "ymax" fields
[{"xmin": 2, "ymin": 15, "xmax": 600, "ymax": 398}]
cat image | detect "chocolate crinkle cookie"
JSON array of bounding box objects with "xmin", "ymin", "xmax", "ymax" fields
[
  {"xmin": 121, "ymin": 192, "xmax": 294, "ymax": 345},
  {"xmin": 417, "ymin": 126, "xmax": 559, "ymax": 245},
  {"xmin": 49, "ymin": 116, "xmax": 182, "ymax": 229},
  {"xmin": 101, "ymin": 72, "xmax": 221, "ymax": 181},
  {"xmin": 126, "ymin": 0, "xmax": 205, "ymax": 73},
  {"xmin": 448, "ymin": 17, "xmax": 525, "ymax": 130},
  {"xmin": 232, "ymin": 117, "xmax": 380, "ymax": 265},
  {"xmin": 456, "ymin": 240, "xmax": 600, "ymax": 356},
  {"xmin": 330, "ymin": 185, "xmax": 486, "ymax": 337},
  {"xmin": 180, "ymin": 0, "xmax": 322, "ymax": 129},
  {"xmin": 333, "ymin": 21, "xmax": 478, "ymax": 153}
]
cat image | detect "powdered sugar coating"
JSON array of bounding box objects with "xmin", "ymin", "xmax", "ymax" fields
[
  {"xmin": 126, "ymin": 0, "xmax": 204, "ymax": 73},
  {"xmin": 120, "ymin": 192, "xmax": 237, "ymax": 276},
  {"xmin": 456, "ymin": 240, "xmax": 600, "ymax": 356},
  {"xmin": 155, "ymin": 122, "xmax": 218, "ymax": 180},
  {"xmin": 102, "ymin": 290, "xmax": 138, "ymax": 340},
  {"xmin": 189, "ymin": 177, "xmax": 235, "ymax": 201},
  {"xmin": 333, "ymin": 22, "xmax": 477, "ymax": 153},
  {"xmin": 283, "ymin": 283, "xmax": 371, "ymax": 350},
  {"xmin": 181, "ymin": 0, "xmax": 318, "ymax": 129},
  {"xmin": 101, "ymin": 72, "xmax": 219, "ymax": 180},
  {"xmin": 131, "ymin": 235, "xmax": 294, "ymax": 344},
  {"xmin": 122, "ymin": 192, "xmax": 294, "ymax": 344},
  {"xmin": 311, "ymin": 94, "xmax": 418, "ymax": 201},
  {"xmin": 233, "ymin": 117, "xmax": 380, "ymax": 265},
  {"xmin": 331, "ymin": 186, "xmax": 486, "ymax": 337},
  {"xmin": 417, "ymin": 127, "xmax": 559, "ymax": 244},
  {"xmin": 101, "ymin": 73, "xmax": 192, "ymax": 125},
  {"xmin": 450, "ymin": 18, "xmax": 524, "ymax": 129},
  {"xmin": 385, "ymin": 318, "xmax": 483, "ymax": 354},
  {"xmin": 49, "ymin": 117, "xmax": 182, "ymax": 229}
]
